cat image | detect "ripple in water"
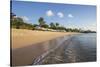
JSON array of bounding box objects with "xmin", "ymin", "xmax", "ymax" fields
[{"xmin": 39, "ymin": 33, "xmax": 96, "ymax": 64}]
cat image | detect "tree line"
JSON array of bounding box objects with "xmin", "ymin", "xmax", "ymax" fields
[{"xmin": 11, "ymin": 13, "xmax": 96, "ymax": 33}]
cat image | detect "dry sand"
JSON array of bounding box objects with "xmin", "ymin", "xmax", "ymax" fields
[{"xmin": 12, "ymin": 29, "xmax": 77, "ymax": 49}]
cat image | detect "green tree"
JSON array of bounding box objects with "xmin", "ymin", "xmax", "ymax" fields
[
  {"xmin": 38, "ymin": 17, "xmax": 45, "ymax": 27},
  {"xmin": 58, "ymin": 26, "xmax": 66, "ymax": 30},
  {"xmin": 33, "ymin": 24, "xmax": 38, "ymax": 27},
  {"xmin": 55, "ymin": 23, "xmax": 59, "ymax": 27},
  {"xmin": 42, "ymin": 24, "xmax": 49, "ymax": 28},
  {"xmin": 12, "ymin": 17, "xmax": 24, "ymax": 29},
  {"xmin": 50, "ymin": 22, "xmax": 56, "ymax": 29}
]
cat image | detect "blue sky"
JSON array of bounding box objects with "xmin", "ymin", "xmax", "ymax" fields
[{"xmin": 12, "ymin": 1, "xmax": 96, "ymax": 31}]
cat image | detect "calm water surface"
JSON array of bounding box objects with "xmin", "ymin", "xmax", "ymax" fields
[
  {"xmin": 39, "ymin": 33, "xmax": 96, "ymax": 64},
  {"xmin": 69, "ymin": 33, "xmax": 97, "ymax": 62}
]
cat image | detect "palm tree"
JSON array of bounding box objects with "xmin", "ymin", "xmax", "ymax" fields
[
  {"xmin": 55, "ymin": 22, "xmax": 59, "ymax": 27},
  {"xmin": 38, "ymin": 17, "xmax": 45, "ymax": 27}
]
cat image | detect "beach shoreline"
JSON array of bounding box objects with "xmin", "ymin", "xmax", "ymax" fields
[
  {"xmin": 11, "ymin": 29, "xmax": 80, "ymax": 66},
  {"xmin": 12, "ymin": 29, "xmax": 79, "ymax": 49}
]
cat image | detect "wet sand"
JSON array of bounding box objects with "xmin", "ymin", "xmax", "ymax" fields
[{"xmin": 11, "ymin": 29, "xmax": 78, "ymax": 66}]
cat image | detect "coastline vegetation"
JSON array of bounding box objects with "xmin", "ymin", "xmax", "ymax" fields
[{"xmin": 11, "ymin": 13, "xmax": 96, "ymax": 33}]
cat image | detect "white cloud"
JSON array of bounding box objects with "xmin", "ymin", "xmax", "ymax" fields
[
  {"xmin": 46, "ymin": 10, "xmax": 54, "ymax": 17},
  {"xmin": 57, "ymin": 12, "xmax": 64, "ymax": 18},
  {"xmin": 20, "ymin": 16, "xmax": 32, "ymax": 23},
  {"xmin": 68, "ymin": 14, "xmax": 74, "ymax": 18},
  {"xmin": 20, "ymin": 16, "xmax": 29, "ymax": 21}
]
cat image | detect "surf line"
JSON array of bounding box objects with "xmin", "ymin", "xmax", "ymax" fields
[{"xmin": 32, "ymin": 35, "xmax": 73, "ymax": 65}]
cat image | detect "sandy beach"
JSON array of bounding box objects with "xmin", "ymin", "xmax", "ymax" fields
[
  {"xmin": 12, "ymin": 29, "xmax": 77, "ymax": 49},
  {"xmin": 11, "ymin": 29, "xmax": 79, "ymax": 66}
]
